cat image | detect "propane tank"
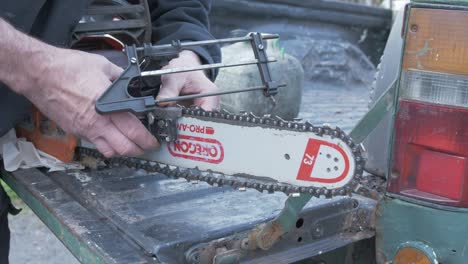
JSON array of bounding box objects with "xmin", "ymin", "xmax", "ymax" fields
[{"xmin": 215, "ymin": 36, "xmax": 304, "ymax": 120}]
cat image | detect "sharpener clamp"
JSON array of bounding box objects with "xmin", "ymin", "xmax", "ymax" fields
[{"xmin": 95, "ymin": 32, "xmax": 284, "ymax": 142}]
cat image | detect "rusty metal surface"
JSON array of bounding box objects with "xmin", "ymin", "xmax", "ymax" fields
[{"xmin": 187, "ymin": 195, "xmax": 376, "ymax": 263}]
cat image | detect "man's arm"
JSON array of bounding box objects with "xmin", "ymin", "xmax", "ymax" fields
[
  {"xmin": 0, "ymin": 19, "xmax": 159, "ymax": 157},
  {"xmin": 148, "ymin": 0, "xmax": 221, "ymax": 110}
]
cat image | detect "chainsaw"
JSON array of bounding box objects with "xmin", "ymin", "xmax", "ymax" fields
[{"xmin": 18, "ymin": 33, "xmax": 365, "ymax": 198}]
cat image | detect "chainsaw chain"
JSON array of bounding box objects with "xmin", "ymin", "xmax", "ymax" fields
[{"xmin": 79, "ymin": 106, "xmax": 365, "ymax": 198}]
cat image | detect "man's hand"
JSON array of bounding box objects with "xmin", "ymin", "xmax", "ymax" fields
[
  {"xmin": 157, "ymin": 50, "xmax": 219, "ymax": 111},
  {"xmin": 0, "ymin": 19, "xmax": 159, "ymax": 158},
  {"xmin": 28, "ymin": 48, "xmax": 160, "ymax": 157}
]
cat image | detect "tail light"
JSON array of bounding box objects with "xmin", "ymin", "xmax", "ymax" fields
[{"xmin": 389, "ymin": 7, "xmax": 468, "ymax": 207}]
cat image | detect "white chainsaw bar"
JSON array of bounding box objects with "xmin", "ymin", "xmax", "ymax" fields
[{"xmin": 142, "ymin": 116, "xmax": 357, "ymax": 189}]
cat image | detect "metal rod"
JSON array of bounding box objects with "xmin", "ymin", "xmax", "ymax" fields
[
  {"xmin": 141, "ymin": 58, "xmax": 276, "ymax": 77},
  {"xmin": 135, "ymin": 34, "xmax": 279, "ymax": 51},
  {"xmin": 155, "ymin": 86, "xmax": 269, "ymax": 104}
]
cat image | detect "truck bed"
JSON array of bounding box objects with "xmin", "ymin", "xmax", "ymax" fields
[{"xmin": 2, "ymin": 167, "xmax": 376, "ymax": 263}]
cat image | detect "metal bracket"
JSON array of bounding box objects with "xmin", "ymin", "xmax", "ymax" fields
[
  {"xmin": 250, "ymin": 32, "xmax": 280, "ymax": 97},
  {"xmin": 253, "ymin": 194, "xmax": 313, "ymax": 250}
]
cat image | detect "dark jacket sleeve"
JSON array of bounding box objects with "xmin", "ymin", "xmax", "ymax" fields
[{"xmin": 148, "ymin": 0, "xmax": 221, "ymax": 80}]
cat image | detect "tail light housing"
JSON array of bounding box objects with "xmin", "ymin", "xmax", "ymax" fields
[{"xmin": 389, "ymin": 6, "xmax": 468, "ymax": 207}]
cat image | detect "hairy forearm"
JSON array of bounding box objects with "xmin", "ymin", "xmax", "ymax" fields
[{"xmin": 0, "ymin": 18, "xmax": 53, "ymax": 95}]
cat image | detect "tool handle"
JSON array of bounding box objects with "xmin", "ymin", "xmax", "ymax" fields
[{"xmin": 96, "ymin": 45, "xmax": 156, "ymax": 114}]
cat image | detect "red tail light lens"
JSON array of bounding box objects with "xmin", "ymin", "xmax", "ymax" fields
[
  {"xmin": 389, "ymin": 7, "xmax": 468, "ymax": 207},
  {"xmin": 389, "ymin": 100, "xmax": 468, "ymax": 206}
]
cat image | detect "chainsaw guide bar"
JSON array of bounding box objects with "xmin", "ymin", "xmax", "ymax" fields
[{"xmin": 80, "ymin": 106, "xmax": 365, "ymax": 198}]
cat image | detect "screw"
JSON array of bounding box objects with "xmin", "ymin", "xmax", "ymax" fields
[
  {"xmin": 130, "ymin": 57, "xmax": 137, "ymax": 64},
  {"xmin": 410, "ymin": 24, "xmax": 418, "ymax": 33},
  {"xmin": 312, "ymin": 225, "xmax": 324, "ymax": 239},
  {"xmin": 258, "ymin": 44, "xmax": 264, "ymax": 50}
]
